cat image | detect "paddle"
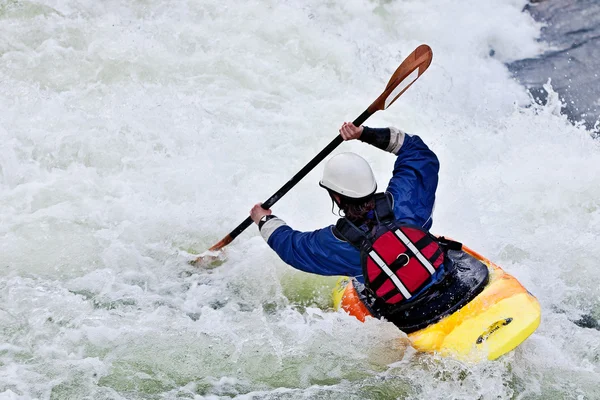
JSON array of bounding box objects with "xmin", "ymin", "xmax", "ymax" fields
[{"xmin": 193, "ymin": 44, "xmax": 433, "ymax": 266}]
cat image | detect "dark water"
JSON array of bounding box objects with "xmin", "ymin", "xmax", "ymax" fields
[{"xmin": 509, "ymin": 0, "xmax": 600, "ymax": 129}]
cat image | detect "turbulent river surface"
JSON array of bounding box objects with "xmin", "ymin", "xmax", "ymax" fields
[
  {"xmin": 509, "ymin": 0, "xmax": 600, "ymax": 129},
  {"xmin": 1, "ymin": 0, "xmax": 600, "ymax": 399}
]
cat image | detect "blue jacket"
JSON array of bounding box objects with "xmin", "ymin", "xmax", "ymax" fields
[{"xmin": 260, "ymin": 127, "xmax": 440, "ymax": 283}]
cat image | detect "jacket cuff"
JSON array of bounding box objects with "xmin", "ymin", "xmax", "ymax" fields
[
  {"xmin": 386, "ymin": 127, "xmax": 405, "ymax": 154},
  {"xmin": 259, "ymin": 217, "xmax": 287, "ymax": 242}
]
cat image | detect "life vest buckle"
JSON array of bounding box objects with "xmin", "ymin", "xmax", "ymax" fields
[{"xmin": 393, "ymin": 253, "xmax": 410, "ymax": 267}]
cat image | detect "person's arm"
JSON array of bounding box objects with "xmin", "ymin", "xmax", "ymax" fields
[
  {"xmin": 361, "ymin": 127, "xmax": 439, "ymax": 229},
  {"xmin": 249, "ymin": 205, "xmax": 363, "ymax": 278},
  {"xmin": 341, "ymin": 123, "xmax": 440, "ymax": 228},
  {"xmin": 358, "ymin": 126, "xmax": 405, "ymax": 153},
  {"xmin": 339, "ymin": 122, "xmax": 404, "ymax": 153}
]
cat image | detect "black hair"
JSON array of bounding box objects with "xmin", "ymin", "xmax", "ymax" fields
[{"xmin": 328, "ymin": 190, "xmax": 376, "ymax": 226}]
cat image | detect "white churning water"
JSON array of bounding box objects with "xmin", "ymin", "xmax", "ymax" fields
[{"xmin": 1, "ymin": 0, "xmax": 599, "ymax": 399}]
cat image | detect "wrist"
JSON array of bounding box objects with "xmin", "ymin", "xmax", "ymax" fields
[
  {"xmin": 358, "ymin": 125, "xmax": 364, "ymax": 138},
  {"xmin": 258, "ymin": 215, "xmax": 277, "ymax": 229},
  {"xmin": 358, "ymin": 126, "xmax": 373, "ymax": 142}
]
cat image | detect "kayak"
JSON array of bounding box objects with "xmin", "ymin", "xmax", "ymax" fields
[{"xmin": 332, "ymin": 243, "xmax": 541, "ymax": 361}]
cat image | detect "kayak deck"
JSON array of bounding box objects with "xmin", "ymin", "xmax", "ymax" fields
[{"xmin": 332, "ymin": 245, "xmax": 541, "ymax": 361}]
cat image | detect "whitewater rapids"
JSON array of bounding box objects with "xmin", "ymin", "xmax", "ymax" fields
[{"xmin": 1, "ymin": 0, "xmax": 599, "ymax": 399}]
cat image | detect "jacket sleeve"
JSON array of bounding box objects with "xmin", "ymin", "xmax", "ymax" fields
[
  {"xmin": 386, "ymin": 133, "xmax": 440, "ymax": 229},
  {"xmin": 360, "ymin": 126, "xmax": 439, "ymax": 229},
  {"xmin": 260, "ymin": 219, "xmax": 364, "ymax": 279}
]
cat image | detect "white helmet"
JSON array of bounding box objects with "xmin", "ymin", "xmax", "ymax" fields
[{"xmin": 319, "ymin": 152, "xmax": 377, "ymax": 200}]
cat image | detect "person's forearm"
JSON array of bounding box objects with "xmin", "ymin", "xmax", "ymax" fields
[
  {"xmin": 259, "ymin": 216, "xmax": 288, "ymax": 242},
  {"xmin": 359, "ymin": 126, "xmax": 405, "ymax": 154}
]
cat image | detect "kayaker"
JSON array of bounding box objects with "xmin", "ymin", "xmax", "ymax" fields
[{"xmin": 249, "ymin": 122, "xmax": 488, "ymax": 332}]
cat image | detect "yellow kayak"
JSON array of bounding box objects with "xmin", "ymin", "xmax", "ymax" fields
[{"xmin": 332, "ymin": 244, "xmax": 541, "ymax": 361}]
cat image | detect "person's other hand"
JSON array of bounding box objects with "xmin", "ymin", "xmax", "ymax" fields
[
  {"xmin": 250, "ymin": 203, "xmax": 272, "ymax": 224},
  {"xmin": 339, "ymin": 122, "xmax": 363, "ymax": 140}
]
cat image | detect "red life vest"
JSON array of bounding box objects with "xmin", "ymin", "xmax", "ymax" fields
[{"xmin": 335, "ymin": 193, "xmax": 445, "ymax": 305}]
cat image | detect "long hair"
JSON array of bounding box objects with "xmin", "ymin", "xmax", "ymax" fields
[{"xmin": 341, "ymin": 197, "xmax": 376, "ymax": 226}]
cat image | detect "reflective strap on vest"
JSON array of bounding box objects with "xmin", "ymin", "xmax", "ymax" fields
[
  {"xmin": 393, "ymin": 229, "xmax": 436, "ymax": 275},
  {"xmin": 368, "ymin": 250, "xmax": 412, "ymax": 300}
]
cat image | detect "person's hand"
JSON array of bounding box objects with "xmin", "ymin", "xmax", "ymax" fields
[
  {"xmin": 250, "ymin": 203, "xmax": 272, "ymax": 224},
  {"xmin": 339, "ymin": 122, "xmax": 364, "ymax": 141}
]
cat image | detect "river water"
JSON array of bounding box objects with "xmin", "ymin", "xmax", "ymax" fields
[
  {"xmin": 509, "ymin": 0, "xmax": 600, "ymax": 129},
  {"xmin": 1, "ymin": 0, "xmax": 599, "ymax": 399}
]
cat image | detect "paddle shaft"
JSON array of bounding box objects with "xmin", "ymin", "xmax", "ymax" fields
[
  {"xmin": 199, "ymin": 44, "xmax": 434, "ymax": 256},
  {"xmin": 225, "ymin": 109, "xmax": 373, "ymax": 243}
]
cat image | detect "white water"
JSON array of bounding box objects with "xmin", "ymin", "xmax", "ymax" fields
[{"xmin": 1, "ymin": 0, "xmax": 599, "ymax": 399}]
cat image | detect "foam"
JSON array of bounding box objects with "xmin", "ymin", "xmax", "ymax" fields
[{"xmin": 1, "ymin": 0, "xmax": 599, "ymax": 398}]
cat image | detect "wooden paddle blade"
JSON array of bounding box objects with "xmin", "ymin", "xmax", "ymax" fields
[
  {"xmin": 370, "ymin": 45, "xmax": 433, "ymax": 112},
  {"xmin": 189, "ymin": 250, "xmax": 225, "ymax": 268},
  {"xmin": 207, "ymin": 235, "xmax": 234, "ymax": 251},
  {"xmin": 190, "ymin": 235, "xmax": 233, "ymax": 267}
]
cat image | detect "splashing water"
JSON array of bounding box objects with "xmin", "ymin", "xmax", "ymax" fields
[{"xmin": 1, "ymin": 0, "xmax": 599, "ymax": 399}]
